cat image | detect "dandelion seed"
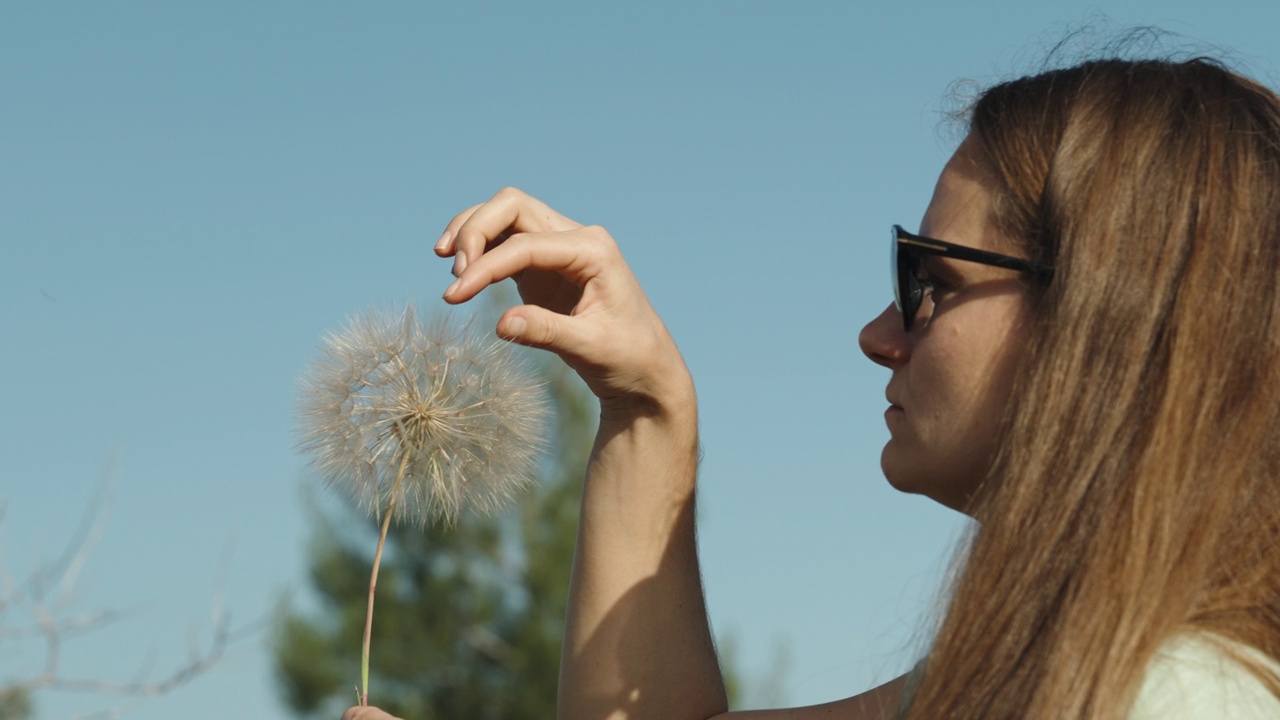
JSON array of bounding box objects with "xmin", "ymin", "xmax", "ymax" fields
[{"xmin": 297, "ymin": 303, "xmax": 547, "ymax": 706}]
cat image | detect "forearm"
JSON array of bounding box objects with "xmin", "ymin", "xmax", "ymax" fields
[{"xmin": 558, "ymin": 382, "xmax": 728, "ymax": 720}]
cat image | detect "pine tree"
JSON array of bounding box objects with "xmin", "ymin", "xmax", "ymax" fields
[{"xmin": 0, "ymin": 688, "xmax": 31, "ymax": 720}]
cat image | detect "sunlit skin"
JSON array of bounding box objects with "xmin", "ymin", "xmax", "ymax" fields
[{"xmin": 859, "ymin": 137, "xmax": 1033, "ymax": 513}]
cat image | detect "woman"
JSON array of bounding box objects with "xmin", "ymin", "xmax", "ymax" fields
[{"xmin": 345, "ymin": 56, "xmax": 1280, "ymax": 719}]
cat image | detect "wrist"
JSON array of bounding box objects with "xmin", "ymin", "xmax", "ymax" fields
[{"xmin": 597, "ymin": 367, "xmax": 697, "ymax": 428}]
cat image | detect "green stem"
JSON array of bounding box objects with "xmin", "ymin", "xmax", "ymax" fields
[{"xmin": 361, "ymin": 453, "xmax": 409, "ymax": 707}]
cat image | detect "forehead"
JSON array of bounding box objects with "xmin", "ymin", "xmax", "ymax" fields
[{"xmin": 920, "ymin": 137, "xmax": 1003, "ymax": 253}]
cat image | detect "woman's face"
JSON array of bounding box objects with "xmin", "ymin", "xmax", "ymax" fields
[{"xmin": 859, "ymin": 138, "xmax": 1032, "ymax": 513}]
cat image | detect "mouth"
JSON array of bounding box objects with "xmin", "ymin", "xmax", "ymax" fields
[
  {"xmin": 884, "ymin": 390, "xmax": 904, "ymax": 422},
  {"xmin": 884, "ymin": 381, "xmax": 904, "ymax": 417}
]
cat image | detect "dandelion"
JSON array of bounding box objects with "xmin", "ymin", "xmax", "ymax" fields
[{"xmin": 297, "ymin": 304, "xmax": 547, "ymax": 706}]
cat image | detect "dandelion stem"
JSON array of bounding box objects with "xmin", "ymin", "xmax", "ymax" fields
[{"xmin": 361, "ymin": 451, "xmax": 409, "ymax": 707}]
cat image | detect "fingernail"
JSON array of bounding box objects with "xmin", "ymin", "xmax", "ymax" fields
[
  {"xmin": 444, "ymin": 278, "xmax": 461, "ymax": 298},
  {"xmin": 434, "ymin": 232, "xmax": 451, "ymax": 252},
  {"xmin": 504, "ymin": 316, "xmax": 526, "ymax": 338},
  {"xmin": 452, "ymin": 251, "xmax": 468, "ymax": 276}
]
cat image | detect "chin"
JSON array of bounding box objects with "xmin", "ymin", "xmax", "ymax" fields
[
  {"xmin": 880, "ymin": 447, "xmax": 975, "ymax": 515},
  {"xmin": 881, "ymin": 445, "xmax": 929, "ymax": 495}
]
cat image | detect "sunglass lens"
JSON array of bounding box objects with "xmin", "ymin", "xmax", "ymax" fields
[
  {"xmin": 891, "ymin": 226, "xmax": 903, "ymax": 312},
  {"xmin": 892, "ymin": 226, "xmax": 920, "ymax": 331}
]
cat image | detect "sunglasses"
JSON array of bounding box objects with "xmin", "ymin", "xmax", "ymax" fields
[{"xmin": 892, "ymin": 224, "xmax": 1052, "ymax": 332}]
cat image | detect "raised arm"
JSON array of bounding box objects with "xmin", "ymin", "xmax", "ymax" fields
[
  {"xmin": 343, "ymin": 188, "xmax": 908, "ymax": 720},
  {"xmin": 437, "ymin": 188, "xmax": 722, "ymax": 720}
]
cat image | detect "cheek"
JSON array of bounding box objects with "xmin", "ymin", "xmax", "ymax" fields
[
  {"xmin": 950, "ymin": 308, "xmax": 1030, "ymax": 465},
  {"xmin": 949, "ymin": 308, "xmax": 1028, "ymax": 439},
  {"xmin": 883, "ymin": 302, "xmax": 1029, "ymax": 508}
]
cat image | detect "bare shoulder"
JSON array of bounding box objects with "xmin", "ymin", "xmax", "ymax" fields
[{"xmin": 711, "ymin": 673, "xmax": 911, "ymax": 720}]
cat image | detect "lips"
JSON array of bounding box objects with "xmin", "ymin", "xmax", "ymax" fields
[
  {"xmin": 884, "ymin": 387, "xmax": 904, "ymax": 425},
  {"xmin": 884, "ymin": 389, "xmax": 904, "ymax": 416}
]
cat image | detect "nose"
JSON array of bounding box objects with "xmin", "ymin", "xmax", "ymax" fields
[{"xmin": 859, "ymin": 303, "xmax": 910, "ymax": 369}]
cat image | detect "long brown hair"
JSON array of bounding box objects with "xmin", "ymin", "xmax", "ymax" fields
[{"xmin": 904, "ymin": 58, "xmax": 1280, "ymax": 719}]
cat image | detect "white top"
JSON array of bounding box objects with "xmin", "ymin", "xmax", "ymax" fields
[{"xmin": 1128, "ymin": 634, "xmax": 1280, "ymax": 719}]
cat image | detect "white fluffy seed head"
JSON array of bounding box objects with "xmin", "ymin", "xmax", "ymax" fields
[{"xmin": 297, "ymin": 304, "xmax": 548, "ymax": 526}]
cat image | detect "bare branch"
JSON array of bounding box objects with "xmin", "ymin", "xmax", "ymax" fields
[
  {"xmin": 28, "ymin": 457, "xmax": 117, "ymax": 609},
  {"xmin": 0, "ymin": 466, "xmax": 268, "ymax": 718}
]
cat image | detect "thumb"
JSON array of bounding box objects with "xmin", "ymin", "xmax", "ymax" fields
[{"xmin": 498, "ymin": 305, "xmax": 588, "ymax": 357}]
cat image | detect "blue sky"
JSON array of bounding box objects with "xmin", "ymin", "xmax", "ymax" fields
[{"xmin": 2, "ymin": 2, "xmax": 1277, "ymax": 718}]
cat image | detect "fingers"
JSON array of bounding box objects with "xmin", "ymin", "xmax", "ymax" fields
[
  {"xmin": 442, "ymin": 224, "xmax": 641, "ymax": 382},
  {"xmin": 435, "ymin": 196, "xmax": 691, "ymax": 406},
  {"xmin": 341, "ymin": 706, "xmax": 402, "ymax": 720},
  {"xmin": 435, "ymin": 203, "xmax": 480, "ymax": 257},
  {"xmin": 442, "ymin": 227, "xmax": 616, "ymax": 305},
  {"xmin": 437, "ymin": 188, "xmax": 581, "ymax": 275}
]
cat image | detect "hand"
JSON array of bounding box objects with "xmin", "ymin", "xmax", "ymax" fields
[
  {"xmin": 438, "ymin": 188, "xmax": 693, "ymax": 416},
  {"xmin": 341, "ymin": 706, "xmax": 402, "ymax": 720}
]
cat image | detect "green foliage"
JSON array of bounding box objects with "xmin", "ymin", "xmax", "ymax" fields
[
  {"xmin": 0, "ymin": 687, "xmax": 31, "ymax": 720},
  {"xmin": 275, "ymin": 358, "xmax": 596, "ymax": 720}
]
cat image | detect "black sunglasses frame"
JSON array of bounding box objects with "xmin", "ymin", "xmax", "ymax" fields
[{"xmin": 892, "ymin": 224, "xmax": 1052, "ymax": 332}]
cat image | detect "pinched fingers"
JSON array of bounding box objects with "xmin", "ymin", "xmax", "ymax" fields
[
  {"xmin": 434, "ymin": 203, "xmax": 480, "ymax": 257},
  {"xmin": 437, "ymin": 187, "xmax": 581, "ymax": 275},
  {"xmin": 437, "ymin": 194, "xmax": 689, "ymax": 405},
  {"xmin": 442, "ymin": 226, "xmax": 620, "ymax": 306},
  {"xmin": 341, "ymin": 706, "xmax": 403, "ymax": 720},
  {"xmin": 443, "ymin": 224, "xmax": 683, "ymax": 404}
]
